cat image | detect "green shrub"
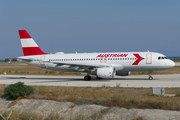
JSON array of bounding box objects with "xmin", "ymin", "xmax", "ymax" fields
[
  {"xmin": 4, "ymin": 82, "xmax": 34, "ymax": 99},
  {"xmin": 45, "ymin": 71, "xmax": 48, "ymax": 74},
  {"xmin": 49, "ymin": 71, "xmax": 56, "ymax": 74}
]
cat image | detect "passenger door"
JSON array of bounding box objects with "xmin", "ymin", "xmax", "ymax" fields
[{"xmin": 146, "ymin": 53, "xmax": 152, "ymax": 64}]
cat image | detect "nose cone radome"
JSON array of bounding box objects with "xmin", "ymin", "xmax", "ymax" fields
[
  {"xmin": 158, "ymin": 59, "xmax": 175, "ymax": 70},
  {"xmin": 166, "ymin": 60, "xmax": 175, "ymax": 69}
]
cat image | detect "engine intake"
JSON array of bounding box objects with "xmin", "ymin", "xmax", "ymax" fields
[{"xmin": 97, "ymin": 67, "xmax": 115, "ymax": 78}]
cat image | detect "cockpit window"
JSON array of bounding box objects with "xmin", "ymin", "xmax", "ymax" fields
[{"xmin": 158, "ymin": 56, "xmax": 167, "ymax": 60}]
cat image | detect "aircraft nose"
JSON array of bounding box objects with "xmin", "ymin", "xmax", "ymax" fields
[{"xmin": 167, "ymin": 60, "xmax": 175, "ymax": 68}]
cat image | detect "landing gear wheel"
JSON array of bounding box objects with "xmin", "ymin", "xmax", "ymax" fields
[
  {"xmin": 149, "ymin": 76, "xmax": 153, "ymax": 80},
  {"xmin": 148, "ymin": 71, "xmax": 153, "ymax": 80},
  {"xmin": 97, "ymin": 76, "xmax": 103, "ymax": 79},
  {"xmin": 84, "ymin": 76, "xmax": 91, "ymax": 81}
]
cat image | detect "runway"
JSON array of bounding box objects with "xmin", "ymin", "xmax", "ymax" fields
[{"xmin": 0, "ymin": 74, "xmax": 180, "ymax": 87}]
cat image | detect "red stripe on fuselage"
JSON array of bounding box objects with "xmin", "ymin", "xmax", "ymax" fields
[
  {"xmin": 19, "ymin": 30, "xmax": 32, "ymax": 39},
  {"xmin": 132, "ymin": 54, "xmax": 143, "ymax": 65},
  {"xmin": 22, "ymin": 47, "xmax": 47, "ymax": 56}
]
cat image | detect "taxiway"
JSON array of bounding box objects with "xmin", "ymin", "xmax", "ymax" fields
[{"xmin": 0, "ymin": 74, "xmax": 180, "ymax": 87}]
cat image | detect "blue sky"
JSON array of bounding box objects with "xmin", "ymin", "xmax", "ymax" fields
[{"xmin": 0, "ymin": 1, "xmax": 180, "ymax": 59}]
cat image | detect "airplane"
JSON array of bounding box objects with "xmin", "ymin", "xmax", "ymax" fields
[{"xmin": 10, "ymin": 30, "xmax": 175, "ymax": 81}]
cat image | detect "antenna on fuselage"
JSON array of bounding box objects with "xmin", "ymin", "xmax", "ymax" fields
[
  {"xmin": 147, "ymin": 50, "xmax": 149, "ymax": 52},
  {"xmin": 75, "ymin": 51, "xmax": 77, "ymax": 54}
]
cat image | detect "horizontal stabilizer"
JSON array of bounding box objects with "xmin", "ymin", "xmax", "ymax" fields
[{"xmin": 7, "ymin": 57, "xmax": 33, "ymax": 62}]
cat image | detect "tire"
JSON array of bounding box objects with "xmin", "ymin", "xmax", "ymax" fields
[
  {"xmin": 84, "ymin": 76, "xmax": 91, "ymax": 81},
  {"xmin": 97, "ymin": 76, "xmax": 103, "ymax": 79},
  {"xmin": 149, "ymin": 76, "xmax": 153, "ymax": 80}
]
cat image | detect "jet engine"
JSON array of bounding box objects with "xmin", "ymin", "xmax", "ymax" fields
[
  {"xmin": 97, "ymin": 67, "xmax": 115, "ymax": 78},
  {"xmin": 116, "ymin": 71, "xmax": 130, "ymax": 76}
]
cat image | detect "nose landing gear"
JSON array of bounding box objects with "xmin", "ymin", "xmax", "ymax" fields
[{"xmin": 148, "ymin": 71, "xmax": 153, "ymax": 80}]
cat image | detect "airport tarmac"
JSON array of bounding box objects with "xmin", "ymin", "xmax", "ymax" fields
[{"xmin": 0, "ymin": 74, "xmax": 180, "ymax": 87}]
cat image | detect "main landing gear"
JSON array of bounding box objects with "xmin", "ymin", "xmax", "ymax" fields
[
  {"xmin": 148, "ymin": 71, "xmax": 153, "ymax": 80},
  {"xmin": 96, "ymin": 76, "xmax": 103, "ymax": 79},
  {"xmin": 84, "ymin": 75, "xmax": 91, "ymax": 81},
  {"xmin": 84, "ymin": 76, "xmax": 103, "ymax": 81}
]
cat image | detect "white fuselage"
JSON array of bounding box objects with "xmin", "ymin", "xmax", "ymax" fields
[{"xmin": 18, "ymin": 52, "xmax": 175, "ymax": 73}]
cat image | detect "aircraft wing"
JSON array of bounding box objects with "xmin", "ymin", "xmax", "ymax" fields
[
  {"xmin": 50, "ymin": 61, "xmax": 110, "ymax": 68},
  {"xmin": 49, "ymin": 61, "xmax": 123, "ymax": 71}
]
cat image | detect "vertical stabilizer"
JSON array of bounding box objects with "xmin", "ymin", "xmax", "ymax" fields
[{"xmin": 18, "ymin": 30, "xmax": 47, "ymax": 56}]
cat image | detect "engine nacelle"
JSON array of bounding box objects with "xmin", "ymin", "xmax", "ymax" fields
[
  {"xmin": 116, "ymin": 71, "xmax": 130, "ymax": 76},
  {"xmin": 97, "ymin": 67, "xmax": 115, "ymax": 78}
]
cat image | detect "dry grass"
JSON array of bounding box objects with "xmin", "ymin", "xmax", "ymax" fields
[
  {"xmin": 0, "ymin": 84, "xmax": 7, "ymax": 96},
  {"xmin": 0, "ymin": 85, "xmax": 180, "ymax": 120},
  {"xmin": 131, "ymin": 66, "xmax": 180, "ymax": 75},
  {"xmin": 1, "ymin": 84, "xmax": 180, "ymax": 111},
  {"xmin": 0, "ymin": 64, "xmax": 180, "ymax": 76},
  {"xmin": 0, "ymin": 110, "xmax": 147, "ymax": 120},
  {"xmin": 0, "ymin": 65, "xmax": 81, "ymax": 76},
  {"xmin": 170, "ymin": 58, "xmax": 180, "ymax": 62},
  {"xmin": 0, "ymin": 111, "xmax": 64, "ymax": 120},
  {"xmin": 27, "ymin": 86, "xmax": 180, "ymax": 111}
]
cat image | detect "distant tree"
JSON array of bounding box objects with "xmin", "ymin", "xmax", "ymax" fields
[
  {"xmin": 5, "ymin": 58, "xmax": 10, "ymax": 62},
  {"xmin": 12, "ymin": 59, "xmax": 17, "ymax": 62}
]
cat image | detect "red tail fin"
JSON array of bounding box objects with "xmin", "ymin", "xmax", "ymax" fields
[{"xmin": 18, "ymin": 30, "xmax": 47, "ymax": 56}]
